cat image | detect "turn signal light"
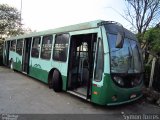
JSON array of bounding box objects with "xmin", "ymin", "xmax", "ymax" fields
[{"xmin": 93, "ymin": 91, "xmax": 98, "ymax": 95}]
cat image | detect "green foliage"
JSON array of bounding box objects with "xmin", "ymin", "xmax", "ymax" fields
[
  {"xmin": 0, "ymin": 4, "xmax": 24, "ymax": 40},
  {"xmin": 0, "ymin": 4, "xmax": 32, "ymax": 59},
  {"xmin": 144, "ymin": 27, "xmax": 160, "ymax": 53},
  {"xmin": 136, "ymin": 33, "xmax": 144, "ymax": 44}
]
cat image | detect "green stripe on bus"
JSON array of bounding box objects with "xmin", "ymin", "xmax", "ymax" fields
[
  {"xmin": 29, "ymin": 66, "xmax": 48, "ymax": 83},
  {"xmin": 14, "ymin": 61, "xmax": 22, "ymax": 71}
]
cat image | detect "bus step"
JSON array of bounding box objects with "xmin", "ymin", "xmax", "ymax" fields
[
  {"xmin": 67, "ymin": 90, "xmax": 88, "ymax": 100},
  {"xmin": 67, "ymin": 90, "xmax": 90, "ymax": 101},
  {"xmin": 22, "ymin": 71, "xmax": 27, "ymax": 74}
]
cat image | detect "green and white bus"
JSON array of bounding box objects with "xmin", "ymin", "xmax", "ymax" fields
[{"xmin": 3, "ymin": 20, "xmax": 143, "ymax": 105}]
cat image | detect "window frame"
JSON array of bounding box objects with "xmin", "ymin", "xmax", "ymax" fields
[
  {"xmin": 16, "ymin": 39, "xmax": 23, "ymax": 55},
  {"xmin": 52, "ymin": 33, "xmax": 70, "ymax": 62},
  {"xmin": 31, "ymin": 36, "xmax": 41, "ymax": 58},
  {"xmin": 40, "ymin": 35, "xmax": 53, "ymax": 60},
  {"xmin": 10, "ymin": 40, "xmax": 16, "ymax": 51}
]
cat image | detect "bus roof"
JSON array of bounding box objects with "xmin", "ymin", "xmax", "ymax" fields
[{"xmin": 6, "ymin": 20, "xmax": 104, "ymax": 41}]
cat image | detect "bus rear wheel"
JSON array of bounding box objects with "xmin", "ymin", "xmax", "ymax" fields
[{"xmin": 52, "ymin": 70, "xmax": 62, "ymax": 92}]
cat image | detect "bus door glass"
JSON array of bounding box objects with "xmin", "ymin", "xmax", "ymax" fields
[
  {"xmin": 3, "ymin": 41, "xmax": 6, "ymax": 65},
  {"xmin": 16, "ymin": 39, "xmax": 23, "ymax": 71},
  {"xmin": 30, "ymin": 36, "xmax": 41, "ymax": 79},
  {"xmin": 5, "ymin": 41, "xmax": 10, "ymax": 66},
  {"xmin": 22, "ymin": 37, "xmax": 32, "ymax": 73}
]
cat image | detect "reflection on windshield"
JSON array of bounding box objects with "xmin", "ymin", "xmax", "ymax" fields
[{"xmin": 108, "ymin": 34, "xmax": 142, "ymax": 73}]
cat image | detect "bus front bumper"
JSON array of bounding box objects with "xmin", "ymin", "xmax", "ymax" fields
[{"xmin": 106, "ymin": 94, "xmax": 143, "ymax": 106}]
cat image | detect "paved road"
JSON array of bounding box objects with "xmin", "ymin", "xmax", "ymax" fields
[{"xmin": 0, "ymin": 66, "xmax": 160, "ymax": 119}]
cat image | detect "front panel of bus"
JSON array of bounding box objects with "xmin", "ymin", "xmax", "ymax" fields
[{"xmin": 91, "ymin": 23, "xmax": 143, "ymax": 105}]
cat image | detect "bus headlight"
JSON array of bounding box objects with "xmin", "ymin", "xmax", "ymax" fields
[{"xmin": 113, "ymin": 76, "xmax": 124, "ymax": 86}]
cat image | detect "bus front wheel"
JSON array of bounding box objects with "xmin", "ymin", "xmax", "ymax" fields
[{"xmin": 52, "ymin": 70, "xmax": 62, "ymax": 92}]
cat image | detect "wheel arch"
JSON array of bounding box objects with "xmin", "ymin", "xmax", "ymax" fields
[{"xmin": 48, "ymin": 68, "xmax": 62, "ymax": 88}]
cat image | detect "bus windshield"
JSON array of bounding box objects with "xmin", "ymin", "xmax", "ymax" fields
[{"xmin": 108, "ymin": 34, "xmax": 143, "ymax": 74}]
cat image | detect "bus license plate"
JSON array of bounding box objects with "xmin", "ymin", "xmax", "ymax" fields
[{"xmin": 130, "ymin": 94, "xmax": 136, "ymax": 99}]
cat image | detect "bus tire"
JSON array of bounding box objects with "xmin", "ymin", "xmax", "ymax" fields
[{"xmin": 52, "ymin": 70, "xmax": 62, "ymax": 92}]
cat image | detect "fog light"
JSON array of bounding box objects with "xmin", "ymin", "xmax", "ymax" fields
[{"xmin": 112, "ymin": 95, "xmax": 117, "ymax": 101}]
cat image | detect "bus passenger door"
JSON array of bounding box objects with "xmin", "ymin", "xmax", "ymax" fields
[
  {"xmin": 22, "ymin": 38, "xmax": 32, "ymax": 73},
  {"xmin": 3, "ymin": 41, "xmax": 10, "ymax": 66},
  {"xmin": 67, "ymin": 33, "xmax": 98, "ymax": 99}
]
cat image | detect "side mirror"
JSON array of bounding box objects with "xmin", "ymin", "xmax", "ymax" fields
[{"xmin": 115, "ymin": 32, "xmax": 124, "ymax": 48}]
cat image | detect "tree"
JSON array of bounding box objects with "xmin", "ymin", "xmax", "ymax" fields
[
  {"xmin": 125, "ymin": 0, "xmax": 160, "ymax": 35},
  {"xmin": 0, "ymin": 4, "xmax": 32, "ymax": 57},
  {"xmin": 144, "ymin": 26, "xmax": 160, "ymax": 54},
  {"xmin": 124, "ymin": 0, "xmax": 160, "ymax": 63},
  {"xmin": 0, "ymin": 4, "xmax": 24, "ymax": 40},
  {"xmin": 144, "ymin": 26, "xmax": 160, "ymax": 90}
]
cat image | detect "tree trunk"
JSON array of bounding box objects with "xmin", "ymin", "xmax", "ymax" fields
[{"xmin": 149, "ymin": 57, "xmax": 157, "ymax": 88}]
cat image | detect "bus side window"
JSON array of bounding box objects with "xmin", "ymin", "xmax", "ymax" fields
[
  {"xmin": 40, "ymin": 35, "xmax": 53, "ymax": 60},
  {"xmin": 53, "ymin": 34, "xmax": 69, "ymax": 62},
  {"xmin": 31, "ymin": 37, "xmax": 41, "ymax": 58},
  {"xmin": 16, "ymin": 39, "xmax": 23, "ymax": 55},
  {"xmin": 10, "ymin": 40, "xmax": 16, "ymax": 51}
]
